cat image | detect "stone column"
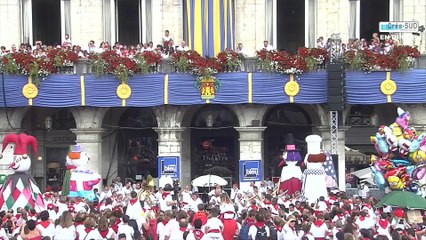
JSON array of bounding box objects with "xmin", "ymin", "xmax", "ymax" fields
[
  {"xmin": 153, "ymin": 127, "xmax": 186, "ymax": 183},
  {"xmin": 235, "ymin": 127, "xmax": 266, "ymax": 191},
  {"xmin": 71, "ymin": 129, "xmax": 104, "ymax": 181},
  {"xmin": 315, "ymin": 125, "xmax": 350, "ymax": 191}
]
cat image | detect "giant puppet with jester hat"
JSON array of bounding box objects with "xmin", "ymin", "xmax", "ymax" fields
[{"xmin": 0, "ymin": 133, "xmax": 45, "ymax": 211}]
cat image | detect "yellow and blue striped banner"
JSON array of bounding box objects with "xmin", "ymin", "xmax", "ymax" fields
[{"xmin": 186, "ymin": 0, "xmax": 235, "ymax": 57}]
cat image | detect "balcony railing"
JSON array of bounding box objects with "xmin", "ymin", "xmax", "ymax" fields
[{"xmin": 68, "ymin": 55, "xmax": 426, "ymax": 75}]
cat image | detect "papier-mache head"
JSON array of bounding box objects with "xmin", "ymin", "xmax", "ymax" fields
[
  {"xmin": 1, "ymin": 133, "xmax": 38, "ymax": 172},
  {"xmin": 66, "ymin": 144, "xmax": 89, "ymax": 169},
  {"xmin": 305, "ymin": 135, "xmax": 322, "ymax": 154}
]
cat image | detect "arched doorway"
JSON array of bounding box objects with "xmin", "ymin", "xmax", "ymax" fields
[
  {"xmin": 190, "ymin": 105, "xmax": 239, "ymax": 182},
  {"xmin": 116, "ymin": 108, "xmax": 158, "ymax": 181},
  {"xmin": 21, "ymin": 107, "xmax": 76, "ymax": 192},
  {"xmin": 263, "ymin": 104, "xmax": 313, "ymax": 179}
]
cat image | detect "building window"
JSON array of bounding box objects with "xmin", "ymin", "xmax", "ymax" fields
[{"xmin": 32, "ymin": 0, "xmax": 61, "ymax": 46}]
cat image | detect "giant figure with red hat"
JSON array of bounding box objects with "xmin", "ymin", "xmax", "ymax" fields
[{"xmin": 0, "ymin": 133, "xmax": 45, "ymax": 211}]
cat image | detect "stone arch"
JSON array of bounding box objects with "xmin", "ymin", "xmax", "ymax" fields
[
  {"xmin": 102, "ymin": 107, "xmax": 159, "ymax": 180},
  {"xmin": 262, "ymin": 104, "xmax": 323, "ymax": 178}
]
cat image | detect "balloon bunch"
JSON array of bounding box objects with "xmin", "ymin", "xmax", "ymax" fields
[{"xmin": 370, "ymin": 107, "xmax": 426, "ymax": 194}]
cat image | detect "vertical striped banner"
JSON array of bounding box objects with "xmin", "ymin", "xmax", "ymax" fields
[{"xmin": 185, "ymin": 0, "xmax": 235, "ymax": 57}]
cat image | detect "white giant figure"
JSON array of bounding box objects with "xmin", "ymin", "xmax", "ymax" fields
[
  {"xmin": 62, "ymin": 145, "xmax": 101, "ymax": 201},
  {"xmin": 301, "ymin": 135, "xmax": 328, "ymax": 203},
  {"xmin": 0, "ymin": 133, "xmax": 45, "ymax": 211}
]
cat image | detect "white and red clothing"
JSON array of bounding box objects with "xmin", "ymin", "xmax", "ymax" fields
[
  {"xmin": 283, "ymin": 224, "xmax": 298, "ymax": 240},
  {"xmin": 248, "ymin": 222, "xmax": 270, "ymax": 240},
  {"xmin": 54, "ymin": 225, "xmax": 76, "ymax": 240},
  {"xmin": 118, "ymin": 224, "xmax": 135, "ymax": 240},
  {"xmin": 376, "ymin": 218, "xmax": 391, "ymax": 239},
  {"xmin": 77, "ymin": 227, "xmax": 102, "ymax": 240},
  {"xmin": 37, "ymin": 220, "xmax": 55, "ymax": 238},
  {"xmin": 310, "ymin": 220, "xmax": 328, "ymax": 240},
  {"xmin": 355, "ymin": 215, "xmax": 375, "ymax": 230},
  {"xmin": 157, "ymin": 220, "xmax": 170, "ymax": 240},
  {"xmin": 204, "ymin": 217, "xmax": 224, "ymax": 240},
  {"xmin": 170, "ymin": 227, "xmax": 195, "ymax": 240},
  {"xmin": 97, "ymin": 228, "xmax": 115, "ymax": 239},
  {"xmin": 125, "ymin": 198, "xmax": 146, "ymax": 230},
  {"xmin": 159, "ymin": 192, "xmax": 173, "ymax": 211},
  {"xmin": 280, "ymin": 161, "xmax": 303, "ymax": 195}
]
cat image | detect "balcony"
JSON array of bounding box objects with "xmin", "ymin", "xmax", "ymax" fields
[{"xmin": 69, "ymin": 55, "xmax": 426, "ymax": 75}]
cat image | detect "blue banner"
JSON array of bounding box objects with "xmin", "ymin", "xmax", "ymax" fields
[
  {"xmin": 239, "ymin": 160, "xmax": 262, "ymax": 182},
  {"xmin": 157, "ymin": 156, "xmax": 180, "ymax": 179}
]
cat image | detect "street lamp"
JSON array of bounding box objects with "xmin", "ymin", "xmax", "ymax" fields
[
  {"xmin": 205, "ymin": 112, "xmax": 214, "ymax": 128},
  {"xmin": 44, "ymin": 116, "xmax": 53, "ymax": 131}
]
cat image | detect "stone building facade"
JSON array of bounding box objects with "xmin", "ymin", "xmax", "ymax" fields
[{"xmin": 0, "ymin": 0, "xmax": 426, "ymax": 191}]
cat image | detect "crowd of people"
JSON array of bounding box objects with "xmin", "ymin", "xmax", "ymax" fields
[
  {"xmin": 0, "ymin": 175, "xmax": 425, "ymax": 240},
  {"xmin": 0, "ymin": 30, "xmax": 402, "ymax": 62}
]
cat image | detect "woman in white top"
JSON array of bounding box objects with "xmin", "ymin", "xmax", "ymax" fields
[
  {"xmin": 76, "ymin": 217, "xmax": 102, "ymax": 240},
  {"xmin": 54, "ymin": 211, "xmax": 76, "ymax": 240},
  {"xmin": 97, "ymin": 216, "xmax": 115, "ymax": 239}
]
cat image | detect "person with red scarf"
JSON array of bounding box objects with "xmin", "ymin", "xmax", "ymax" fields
[
  {"xmin": 36, "ymin": 211, "xmax": 54, "ymax": 239},
  {"xmin": 142, "ymin": 210, "xmax": 158, "ymax": 240},
  {"xmin": 248, "ymin": 213, "xmax": 270, "ymax": 240},
  {"xmin": 376, "ymin": 212, "xmax": 391, "ymax": 239},
  {"xmin": 310, "ymin": 214, "xmax": 329, "ymax": 240},
  {"xmin": 157, "ymin": 210, "xmax": 173, "ymax": 240}
]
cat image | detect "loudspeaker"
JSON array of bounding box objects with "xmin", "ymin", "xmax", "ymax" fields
[{"xmin": 327, "ymin": 63, "xmax": 345, "ymax": 111}]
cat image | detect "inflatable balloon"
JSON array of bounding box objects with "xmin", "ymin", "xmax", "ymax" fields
[
  {"xmin": 370, "ymin": 166, "xmax": 386, "ymax": 190},
  {"xmin": 370, "ymin": 108, "xmax": 426, "ymax": 194}
]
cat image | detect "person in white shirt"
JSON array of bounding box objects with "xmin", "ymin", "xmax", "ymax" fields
[
  {"xmin": 62, "ymin": 34, "xmax": 72, "ymax": 48},
  {"xmin": 169, "ymin": 219, "xmax": 196, "ymax": 240},
  {"xmin": 310, "ymin": 214, "xmax": 329, "ymax": 239},
  {"xmin": 204, "ymin": 208, "xmax": 224, "ymax": 240},
  {"xmin": 248, "ymin": 213, "xmax": 270, "ymax": 240},
  {"xmin": 54, "ymin": 211, "xmax": 77, "ymax": 240},
  {"xmin": 157, "ymin": 210, "xmax": 173, "ymax": 240},
  {"xmin": 230, "ymin": 183, "xmax": 240, "ymax": 201},
  {"xmin": 159, "ymin": 184, "xmax": 175, "ymax": 211},
  {"xmin": 236, "ymin": 43, "xmax": 248, "ymax": 57},
  {"xmin": 181, "ymin": 185, "xmax": 192, "ymax": 205},
  {"xmin": 188, "ymin": 192, "xmax": 203, "ymax": 212},
  {"xmin": 357, "ymin": 183, "xmax": 370, "ymax": 199},
  {"xmin": 76, "ymin": 217, "xmax": 102, "ymax": 240},
  {"xmin": 176, "ymin": 41, "xmax": 190, "ymax": 51},
  {"xmin": 36, "ymin": 211, "xmax": 54, "ymax": 239},
  {"xmin": 283, "ymin": 215, "xmax": 298, "ymax": 240},
  {"xmin": 118, "ymin": 215, "xmax": 135, "ymax": 240},
  {"xmin": 262, "ymin": 40, "xmax": 274, "ymax": 51}
]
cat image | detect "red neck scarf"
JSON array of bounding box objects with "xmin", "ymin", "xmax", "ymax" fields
[
  {"xmin": 99, "ymin": 229, "xmax": 109, "ymax": 238},
  {"xmin": 359, "ymin": 214, "xmax": 369, "ymax": 221},
  {"xmin": 275, "ymin": 225, "xmax": 283, "ymax": 232},
  {"xmin": 314, "ymin": 220, "xmax": 324, "ymax": 227},
  {"xmin": 85, "ymin": 227, "xmax": 93, "ymax": 233},
  {"xmin": 162, "ymin": 192, "xmax": 170, "ymax": 199},
  {"xmin": 162, "ymin": 219, "xmax": 169, "ymax": 226},
  {"xmin": 245, "ymin": 218, "xmax": 255, "ymax": 225},
  {"xmin": 251, "ymin": 204, "xmax": 258, "ymax": 211},
  {"xmin": 180, "ymin": 227, "xmax": 188, "ymax": 232},
  {"xmin": 254, "ymin": 222, "xmax": 265, "ymax": 228},
  {"xmin": 38, "ymin": 221, "xmax": 50, "ymax": 228},
  {"xmin": 378, "ymin": 219, "xmax": 388, "ymax": 229},
  {"xmin": 129, "ymin": 198, "xmax": 138, "ymax": 205}
]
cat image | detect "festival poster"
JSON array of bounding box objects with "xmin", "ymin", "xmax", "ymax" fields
[
  {"xmin": 157, "ymin": 156, "xmax": 180, "ymax": 179},
  {"xmin": 239, "ymin": 160, "xmax": 262, "ymax": 182}
]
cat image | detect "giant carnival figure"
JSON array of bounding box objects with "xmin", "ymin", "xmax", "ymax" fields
[
  {"xmin": 301, "ymin": 135, "xmax": 328, "ymax": 203},
  {"xmin": 278, "ymin": 145, "xmax": 303, "ymax": 195},
  {"xmin": 61, "ymin": 145, "xmax": 101, "ymax": 201},
  {"xmin": 370, "ymin": 107, "xmax": 426, "ymax": 195},
  {"xmin": 0, "ymin": 133, "xmax": 45, "ymax": 211}
]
